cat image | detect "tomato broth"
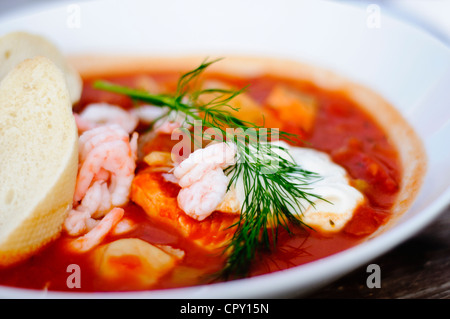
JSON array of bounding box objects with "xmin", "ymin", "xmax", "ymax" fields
[{"xmin": 0, "ymin": 69, "xmax": 402, "ymax": 292}]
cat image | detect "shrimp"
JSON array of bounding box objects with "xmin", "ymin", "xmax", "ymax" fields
[
  {"xmin": 173, "ymin": 142, "xmax": 237, "ymax": 221},
  {"xmin": 76, "ymin": 180, "xmax": 112, "ymax": 218},
  {"xmin": 177, "ymin": 167, "xmax": 229, "ymax": 221},
  {"xmin": 130, "ymin": 104, "xmax": 169, "ymax": 124},
  {"xmin": 77, "ymin": 123, "xmax": 130, "ymax": 165},
  {"xmin": 174, "ymin": 142, "xmax": 237, "ymax": 187},
  {"xmin": 73, "ymin": 125, "xmax": 138, "ymax": 205},
  {"xmin": 129, "ymin": 104, "xmax": 193, "ymax": 134},
  {"xmin": 67, "ymin": 207, "xmax": 124, "ymax": 253},
  {"xmin": 110, "ymin": 217, "xmax": 137, "ymax": 236},
  {"xmin": 64, "ymin": 181, "xmax": 110, "ymax": 237},
  {"xmin": 75, "ymin": 103, "xmax": 139, "ymax": 134},
  {"xmin": 63, "ymin": 124, "xmax": 138, "ymax": 248},
  {"xmin": 64, "ymin": 209, "xmax": 96, "ymax": 236},
  {"xmin": 153, "ymin": 110, "xmax": 193, "ymax": 134}
]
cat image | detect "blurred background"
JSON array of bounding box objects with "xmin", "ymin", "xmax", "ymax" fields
[
  {"xmin": 0, "ymin": 0, "xmax": 449, "ymax": 46},
  {"xmin": 342, "ymin": 0, "xmax": 450, "ymax": 45}
]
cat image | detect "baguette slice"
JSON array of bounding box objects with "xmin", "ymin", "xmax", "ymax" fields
[
  {"xmin": 0, "ymin": 57, "xmax": 78, "ymax": 267},
  {"xmin": 0, "ymin": 31, "xmax": 82, "ymax": 104}
]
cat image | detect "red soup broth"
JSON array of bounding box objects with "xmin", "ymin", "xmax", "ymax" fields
[{"xmin": 0, "ymin": 70, "xmax": 401, "ymax": 292}]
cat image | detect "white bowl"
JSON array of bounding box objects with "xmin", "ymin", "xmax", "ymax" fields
[{"xmin": 0, "ymin": 0, "xmax": 449, "ymax": 298}]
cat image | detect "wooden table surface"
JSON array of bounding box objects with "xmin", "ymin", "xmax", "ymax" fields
[{"xmin": 303, "ymin": 204, "xmax": 450, "ymax": 299}]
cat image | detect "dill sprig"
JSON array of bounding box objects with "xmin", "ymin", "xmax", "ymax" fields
[
  {"xmin": 93, "ymin": 58, "xmax": 325, "ymax": 278},
  {"xmin": 222, "ymin": 142, "xmax": 324, "ymax": 278},
  {"xmin": 93, "ymin": 59, "xmax": 257, "ymax": 133}
]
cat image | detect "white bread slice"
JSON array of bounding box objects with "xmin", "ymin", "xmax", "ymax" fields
[
  {"xmin": 0, "ymin": 31, "xmax": 82, "ymax": 104},
  {"xmin": 0, "ymin": 57, "xmax": 78, "ymax": 267}
]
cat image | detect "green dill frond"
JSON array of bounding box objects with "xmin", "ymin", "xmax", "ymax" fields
[{"xmin": 93, "ymin": 58, "xmax": 327, "ymax": 279}]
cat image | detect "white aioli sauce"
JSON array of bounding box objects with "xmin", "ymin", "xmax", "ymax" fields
[
  {"xmin": 274, "ymin": 141, "xmax": 364, "ymax": 233},
  {"xmin": 224, "ymin": 141, "xmax": 364, "ymax": 233}
]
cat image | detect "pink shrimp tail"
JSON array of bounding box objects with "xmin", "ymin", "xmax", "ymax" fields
[{"xmin": 67, "ymin": 207, "xmax": 124, "ymax": 253}]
